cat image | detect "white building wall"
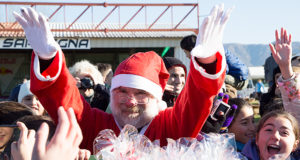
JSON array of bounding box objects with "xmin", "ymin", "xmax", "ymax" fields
[
  {"xmin": 249, "ymin": 66, "xmax": 265, "ymax": 80},
  {"xmin": 91, "ymin": 38, "xmax": 181, "ymax": 48},
  {"xmin": 91, "ymin": 37, "xmax": 190, "ymax": 71}
]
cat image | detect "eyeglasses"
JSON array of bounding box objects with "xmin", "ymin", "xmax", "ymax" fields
[{"xmin": 117, "ymin": 92, "xmax": 149, "ymax": 105}]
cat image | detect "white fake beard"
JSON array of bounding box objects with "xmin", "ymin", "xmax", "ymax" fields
[{"xmin": 110, "ymin": 97, "xmax": 159, "ymax": 129}]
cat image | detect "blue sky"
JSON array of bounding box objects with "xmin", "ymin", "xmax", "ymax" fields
[{"xmin": 1, "ymin": 0, "xmax": 300, "ymax": 44}]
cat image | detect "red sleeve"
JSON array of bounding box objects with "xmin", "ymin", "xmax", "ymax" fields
[
  {"xmin": 145, "ymin": 52, "xmax": 226, "ymax": 146},
  {"xmin": 30, "ymin": 51, "xmax": 85, "ymax": 122},
  {"xmin": 29, "ymin": 51, "xmax": 119, "ymax": 151}
]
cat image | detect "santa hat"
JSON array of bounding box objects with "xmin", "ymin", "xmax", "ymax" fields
[
  {"xmin": 18, "ymin": 80, "xmax": 33, "ymax": 103},
  {"xmin": 111, "ymin": 51, "xmax": 170, "ymax": 99}
]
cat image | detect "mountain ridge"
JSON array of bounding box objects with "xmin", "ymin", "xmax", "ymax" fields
[{"xmin": 224, "ymin": 42, "xmax": 300, "ymax": 67}]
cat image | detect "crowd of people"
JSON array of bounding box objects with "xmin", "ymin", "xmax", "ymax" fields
[{"xmin": 0, "ymin": 4, "xmax": 299, "ymax": 160}]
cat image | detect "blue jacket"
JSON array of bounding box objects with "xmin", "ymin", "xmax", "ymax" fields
[
  {"xmin": 225, "ymin": 50, "xmax": 249, "ymax": 81},
  {"xmin": 242, "ymin": 139, "xmax": 297, "ymax": 160},
  {"xmin": 242, "ymin": 139, "xmax": 260, "ymax": 160},
  {"xmin": 236, "ymin": 140, "xmax": 245, "ymax": 152},
  {"xmin": 255, "ymin": 82, "xmax": 265, "ymax": 93}
]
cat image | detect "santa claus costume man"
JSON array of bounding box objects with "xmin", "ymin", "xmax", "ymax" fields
[{"xmin": 14, "ymin": 4, "xmax": 232, "ymax": 151}]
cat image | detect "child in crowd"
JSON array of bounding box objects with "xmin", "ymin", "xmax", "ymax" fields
[
  {"xmin": 0, "ymin": 101, "xmax": 34, "ymax": 159},
  {"xmin": 18, "ymin": 80, "xmax": 46, "ymax": 116},
  {"xmin": 268, "ymin": 28, "xmax": 300, "ymax": 124},
  {"xmin": 228, "ymin": 98, "xmax": 255, "ymax": 152},
  {"xmin": 242, "ymin": 110, "xmax": 299, "ymax": 160},
  {"xmin": 242, "ymin": 28, "xmax": 300, "ymax": 159}
]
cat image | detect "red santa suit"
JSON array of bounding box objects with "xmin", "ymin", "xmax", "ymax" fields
[{"xmin": 30, "ymin": 50, "xmax": 226, "ymax": 152}]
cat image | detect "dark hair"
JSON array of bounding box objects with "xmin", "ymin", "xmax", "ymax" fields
[
  {"xmin": 0, "ymin": 101, "xmax": 34, "ymax": 160},
  {"xmin": 292, "ymin": 55, "xmax": 300, "ymax": 67},
  {"xmin": 259, "ymin": 98, "xmax": 284, "ymax": 117},
  {"xmin": 96, "ymin": 63, "xmax": 112, "ymax": 77},
  {"xmin": 228, "ymin": 98, "xmax": 252, "ymax": 127},
  {"xmin": 0, "ymin": 101, "xmax": 34, "ymax": 125},
  {"xmin": 8, "ymin": 84, "xmax": 22, "ymax": 102},
  {"xmin": 292, "ymin": 55, "xmax": 300, "ymax": 61},
  {"xmin": 162, "ymin": 57, "xmax": 187, "ymax": 74},
  {"xmin": 180, "ymin": 35, "xmax": 196, "ymax": 52},
  {"xmin": 260, "ymin": 66, "xmax": 282, "ymax": 109},
  {"xmin": 272, "ymin": 66, "xmax": 281, "ymax": 84},
  {"xmin": 256, "ymin": 110, "xmax": 299, "ymax": 142},
  {"xmin": 17, "ymin": 115, "xmax": 56, "ymax": 140}
]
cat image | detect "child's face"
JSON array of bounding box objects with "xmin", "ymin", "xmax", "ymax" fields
[
  {"xmin": 256, "ymin": 116, "xmax": 299, "ymax": 160},
  {"xmin": 228, "ymin": 106, "xmax": 255, "ymax": 144},
  {"xmin": 0, "ymin": 127, "xmax": 14, "ymax": 152},
  {"xmin": 21, "ymin": 95, "xmax": 45, "ymax": 115}
]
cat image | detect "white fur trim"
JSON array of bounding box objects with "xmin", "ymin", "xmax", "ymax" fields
[
  {"xmin": 111, "ymin": 74, "xmax": 163, "ymax": 99},
  {"xmin": 33, "ymin": 50, "xmax": 62, "ymax": 81},
  {"xmin": 191, "ymin": 52, "xmax": 226, "ymax": 79}
]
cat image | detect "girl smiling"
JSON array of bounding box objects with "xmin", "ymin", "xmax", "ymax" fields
[{"xmin": 242, "ymin": 110, "xmax": 299, "ymax": 160}]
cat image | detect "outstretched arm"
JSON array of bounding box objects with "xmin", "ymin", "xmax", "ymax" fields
[
  {"xmin": 13, "ymin": 7, "xmax": 59, "ymax": 60},
  {"xmin": 167, "ymin": 4, "xmax": 232, "ymax": 139},
  {"xmin": 192, "ymin": 4, "xmax": 233, "ymax": 64},
  {"xmin": 269, "ymin": 28, "xmax": 300, "ymax": 123},
  {"xmin": 13, "ymin": 7, "xmax": 117, "ymax": 151},
  {"xmin": 269, "ymin": 28, "xmax": 293, "ymax": 79}
]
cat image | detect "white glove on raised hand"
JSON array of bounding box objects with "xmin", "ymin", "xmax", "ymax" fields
[
  {"xmin": 191, "ymin": 4, "xmax": 233, "ymax": 58},
  {"xmin": 13, "ymin": 7, "xmax": 59, "ymax": 60}
]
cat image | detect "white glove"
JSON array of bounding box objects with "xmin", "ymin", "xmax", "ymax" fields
[
  {"xmin": 13, "ymin": 7, "xmax": 59, "ymax": 60},
  {"xmin": 191, "ymin": 4, "xmax": 233, "ymax": 58}
]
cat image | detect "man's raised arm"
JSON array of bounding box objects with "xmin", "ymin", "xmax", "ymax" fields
[{"xmin": 13, "ymin": 8, "xmax": 84, "ymax": 123}]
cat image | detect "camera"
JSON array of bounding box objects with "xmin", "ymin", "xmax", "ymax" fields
[
  {"xmin": 210, "ymin": 100, "xmax": 231, "ymax": 121},
  {"xmin": 80, "ymin": 77, "xmax": 94, "ymax": 90}
]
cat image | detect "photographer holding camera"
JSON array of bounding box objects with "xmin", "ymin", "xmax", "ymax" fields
[{"xmin": 69, "ymin": 60, "xmax": 110, "ymax": 111}]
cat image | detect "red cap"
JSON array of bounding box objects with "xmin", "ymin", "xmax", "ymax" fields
[{"xmin": 111, "ymin": 51, "xmax": 170, "ymax": 99}]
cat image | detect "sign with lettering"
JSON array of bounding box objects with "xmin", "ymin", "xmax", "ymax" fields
[{"xmin": 0, "ymin": 38, "xmax": 90, "ymax": 49}]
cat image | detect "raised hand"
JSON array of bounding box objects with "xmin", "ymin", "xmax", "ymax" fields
[
  {"xmin": 32, "ymin": 107, "xmax": 83, "ymax": 160},
  {"xmin": 11, "ymin": 122, "xmax": 36, "ymax": 160},
  {"xmin": 164, "ymin": 84, "xmax": 175, "ymax": 93},
  {"xmin": 191, "ymin": 4, "xmax": 233, "ymax": 61},
  {"xmin": 13, "ymin": 7, "xmax": 59, "ymax": 60},
  {"xmin": 269, "ymin": 28, "xmax": 293, "ymax": 79}
]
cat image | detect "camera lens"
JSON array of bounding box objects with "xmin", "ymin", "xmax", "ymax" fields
[{"xmin": 80, "ymin": 77, "xmax": 94, "ymax": 89}]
